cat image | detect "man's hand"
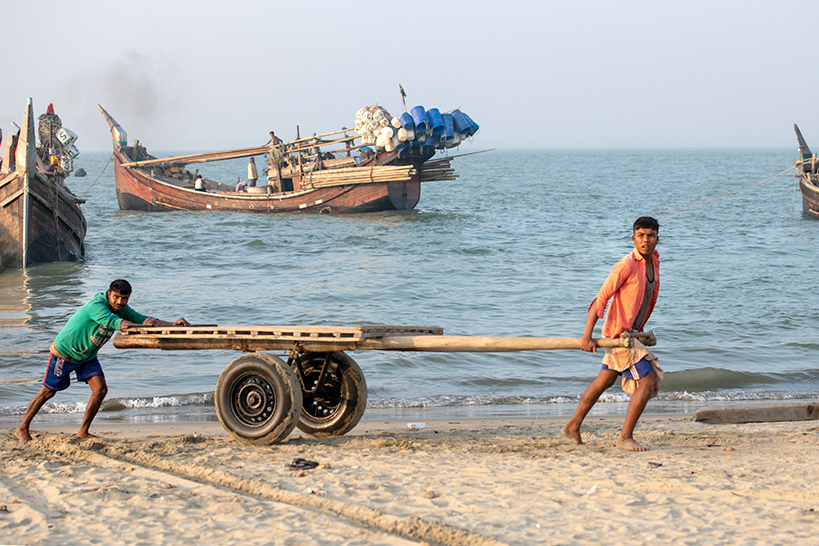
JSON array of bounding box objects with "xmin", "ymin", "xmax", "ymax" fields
[
  {"xmin": 174, "ymin": 318, "xmax": 191, "ymax": 327},
  {"xmin": 580, "ymin": 336, "xmax": 598, "ymax": 354}
]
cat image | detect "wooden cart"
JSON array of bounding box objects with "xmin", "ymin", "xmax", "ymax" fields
[{"xmin": 113, "ymin": 325, "xmax": 655, "ymax": 445}]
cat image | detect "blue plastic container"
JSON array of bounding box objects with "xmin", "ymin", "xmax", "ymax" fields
[
  {"xmin": 422, "ymin": 133, "xmax": 436, "ymax": 148},
  {"xmin": 426, "ymin": 108, "xmax": 444, "ymax": 135},
  {"xmin": 451, "ymin": 109, "xmax": 471, "ymax": 135},
  {"xmin": 442, "ymin": 113, "xmax": 455, "ymax": 141},
  {"xmin": 400, "ymin": 112, "xmax": 414, "ymax": 130},
  {"xmin": 410, "ymin": 106, "xmax": 429, "ymax": 132},
  {"xmin": 463, "ymin": 112, "xmax": 479, "ymax": 135}
]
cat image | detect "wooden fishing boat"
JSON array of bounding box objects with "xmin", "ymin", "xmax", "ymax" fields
[
  {"xmin": 98, "ymin": 102, "xmax": 476, "ymax": 214},
  {"xmin": 794, "ymin": 124, "xmax": 819, "ymax": 218},
  {"xmin": 0, "ymin": 99, "xmax": 86, "ymax": 269}
]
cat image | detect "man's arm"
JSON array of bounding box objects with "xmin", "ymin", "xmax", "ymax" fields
[
  {"xmin": 581, "ymin": 306, "xmax": 600, "ymax": 353},
  {"xmin": 120, "ymin": 317, "xmax": 191, "ymax": 329},
  {"xmin": 142, "ymin": 317, "xmax": 191, "ymax": 327}
]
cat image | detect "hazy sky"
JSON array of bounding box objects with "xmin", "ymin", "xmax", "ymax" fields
[{"xmin": 2, "ymin": 1, "xmax": 817, "ymax": 152}]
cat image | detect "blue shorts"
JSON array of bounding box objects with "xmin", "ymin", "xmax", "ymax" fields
[
  {"xmin": 602, "ymin": 358, "xmax": 653, "ymax": 381},
  {"xmin": 43, "ymin": 353, "xmax": 104, "ymax": 391}
]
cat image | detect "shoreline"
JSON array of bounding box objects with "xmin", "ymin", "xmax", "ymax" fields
[{"xmin": 9, "ymin": 414, "xmax": 655, "ymax": 440}]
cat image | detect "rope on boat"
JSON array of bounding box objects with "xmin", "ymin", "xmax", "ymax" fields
[
  {"xmin": 653, "ymin": 165, "xmax": 795, "ymax": 214},
  {"xmin": 79, "ymin": 152, "xmax": 114, "ymax": 199}
]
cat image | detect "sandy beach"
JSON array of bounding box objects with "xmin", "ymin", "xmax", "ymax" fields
[{"xmin": 1, "ymin": 414, "xmax": 817, "ymax": 545}]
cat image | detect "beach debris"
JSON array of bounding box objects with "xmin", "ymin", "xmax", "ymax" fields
[
  {"xmin": 287, "ymin": 458, "xmax": 319, "ymax": 470},
  {"xmin": 296, "ymin": 471, "xmax": 306, "ymax": 477},
  {"xmin": 161, "ymin": 484, "xmax": 175, "ymax": 489},
  {"xmin": 0, "ymin": 505, "xmax": 7, "ymax": 512},
  {"xmin": 723, "ymin": 447, "xmax": 735, "ymax": 451},
  {"xmin": 423, "ymin": 490, "xmax": 436, "ymax": 499},
  {"xmin": 648, "ymin": 462, "xmax": 663, "ymax": 468},
  {"xmin": 306, "ymin": 489, "xmax": 326, "ymax": 497},
  {"xmin": 316, "ymin": 463, "xmax": 331, "ymax": 470},
  {"xmin": 407, "ymin": 422, "xmax": 426, "ymax": 430},
  {"xmin": 586, "ymin": 483, "xmax": 598, "ymax": 495}
]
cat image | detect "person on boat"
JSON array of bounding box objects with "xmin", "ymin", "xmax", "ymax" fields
[
  {"xmin": 235, "ymin": 180, "xmax": 248, "ymax": 192},
  {"xmin": 360, "ymin": 146, "xmax": 374, "ymax": 162},
  {"xmin": 266, "ymin": 131, "xmax": 283, "ymax": 146},
  {"xmin": 194, "ymin": 175, "xmax": 205, "ymax": 192},
  {"xmin": 561, "ymin": 216, "xmax": 662, "ymax": 452},
  {"xmin": 16, "ymin": 279, "xmax": 190, "ymax": 442},
  {"xmin": 247, "ymin": 157, "xmax": 258, "ymax": 187}
]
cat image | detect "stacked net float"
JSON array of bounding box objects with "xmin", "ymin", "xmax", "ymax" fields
[{"xmin": 354, "ymin": 105, "xmax": 479, "ymax": 153}]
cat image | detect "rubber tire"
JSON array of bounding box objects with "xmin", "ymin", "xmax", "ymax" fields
[
  {"xmin": 215, "ymin": 353, "xmax": 303, "ymax": 445},
  {"xmin": 292, "ymin": 351, "xmax": 367, "ymax": 437}
]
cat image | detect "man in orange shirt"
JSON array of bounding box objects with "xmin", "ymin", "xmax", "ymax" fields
[{"xmin": 562, "ymin": 217, "xmax": 661, "ymax": 451}]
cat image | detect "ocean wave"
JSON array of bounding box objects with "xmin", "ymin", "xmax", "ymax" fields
[{"xmin": 367, "ymin": 390, "xmax": 819, "ymax": 409}]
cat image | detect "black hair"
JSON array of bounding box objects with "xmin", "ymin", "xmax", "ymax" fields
[
  {"xmin": 109, "ymin": 279, "xmax": 132, "ymax": 295},
  {"xmin": 633, "ymin": 216, "xmax": 659, "ymax": 233}
]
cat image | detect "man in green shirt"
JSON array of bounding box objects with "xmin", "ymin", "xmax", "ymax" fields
[{"xmin": 16, "ymin": 279, "xmax": 190, "ymax": 442}]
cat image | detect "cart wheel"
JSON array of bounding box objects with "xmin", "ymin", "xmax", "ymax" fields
[
  {"xmin": 215, "ymin": 353, "xmax": 303, "ymax": 445},
  {"xmin": 292, "ymin": 351, "xmax": 367, "ymax": 437}
]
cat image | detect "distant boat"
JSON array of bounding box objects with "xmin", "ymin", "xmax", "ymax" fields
[
  {"xmin": 794, "ymin": 124, "xmax": 819, "ymax": 218},
  {"xmin": 98, "ymin": 103, "xmax": 479, "ymax": 214},
  {"xmin": 0, "ymin": 99, "xmax": 86, "ymax": 269}
]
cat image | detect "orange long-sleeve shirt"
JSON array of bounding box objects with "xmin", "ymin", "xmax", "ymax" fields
[{"xmin": 589, "ymin": 248, "xmax": 660, "ymax": 338}]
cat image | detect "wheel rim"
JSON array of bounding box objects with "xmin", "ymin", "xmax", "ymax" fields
[
  {"xmin": 230, "ymin": 373, "xmax": 277, "ymax": 427},
  {"xmin": 302, "ymin": 365, "xmax": 343, "ymax": 421}
]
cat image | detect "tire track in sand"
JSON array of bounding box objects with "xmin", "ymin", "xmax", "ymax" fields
[{"xmin": 25, "ymin": 434, "xmax": 505, "ymax": 546}]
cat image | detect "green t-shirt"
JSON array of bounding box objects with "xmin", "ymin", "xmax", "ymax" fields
[{"xmin": 53, "ymin": 292, "xmax": 150, "ymax": 363}]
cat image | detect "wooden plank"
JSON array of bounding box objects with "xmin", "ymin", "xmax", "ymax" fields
[
  {"xmin": 113, "ymin": 325, "xmax": 654, "ymax": 354},
  {"xmin": 1, "ymin": 188, "xmax": 24, "ymax": 208},
  {"xmin": 0, "ymin": 172, "xmax": 17, "ymax": 190}
]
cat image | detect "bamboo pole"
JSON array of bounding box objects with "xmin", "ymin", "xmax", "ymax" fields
[{"xmin": 120, "ymin": 146, "xmax": 270, "ymax": 168}]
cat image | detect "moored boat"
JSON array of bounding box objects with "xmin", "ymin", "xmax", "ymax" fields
[
  {"xmin": 0, "ymin": 99, "xmax": 86, "ymax": 269},
  {"xmin": 794, "ymin": 124, "xmax": 819, "ymax": 218},
  {"xmin": 99, "ymin": 102, "xmax": 479, "ymax": 214}
]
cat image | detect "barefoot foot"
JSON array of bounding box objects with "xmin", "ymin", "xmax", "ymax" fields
[
  {"xmin": 616, "ymin": 438, "xmax": 648, "ymax": 452},
  {"xmin": 77, "ymin": 432, "xmax": 98, "ymax": 439},
  {"xmin": 15, "ymin": 428, "xmax": 32, "ymax": 442},
  {"xmin": 561, "ymin": 424, "xmax": 583, "ymax": 445}
]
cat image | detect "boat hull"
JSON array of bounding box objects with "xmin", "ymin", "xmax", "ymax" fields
[
  {"xmin": 113, "ymin": 149, "xmax": 424, "ymax": 214},
  {"xmin": 798, "ymin": 173, "xmax": 819, "ymax": 218},
  {"xmin": 0, "ymin": 170, "xmax": 86, "ymax": 269}
]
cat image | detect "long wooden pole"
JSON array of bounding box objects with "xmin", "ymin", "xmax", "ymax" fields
[
  {"xmin": 113, "ymin": 329, "xmax": 655, "ymax": 353},
  {"xmin": 120, "ymin": 146, "xmax": 270, "ymax": 168}
]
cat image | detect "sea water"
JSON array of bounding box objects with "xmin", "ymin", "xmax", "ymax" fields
[{"xmin": 1, "ymin": 148, "xmax": 817, "ymax": 426}]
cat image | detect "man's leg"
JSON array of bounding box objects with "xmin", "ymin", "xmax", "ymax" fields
[
  {"xmin": 16, "ymin": 387, "xmax": 57, "ymax": 441},
  {"xmin": 77, "ymin": 375, "xmax": 108, "ymax": 439},
  {"xmin": 617, "ymin": 370, "xmax": 658, "ymax": 452},
  {"xmin": 562, "ymin": 369, "xmax": 618, "ymax": 444}
]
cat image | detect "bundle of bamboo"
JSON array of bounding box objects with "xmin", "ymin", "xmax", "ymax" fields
[
  {"xmin": 418, "ymin": 157, "xmax": 457, "ymax": 182},
  {"xmin": 304, "ymin": 165, "xmax": 417, "ymax": 189}
]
